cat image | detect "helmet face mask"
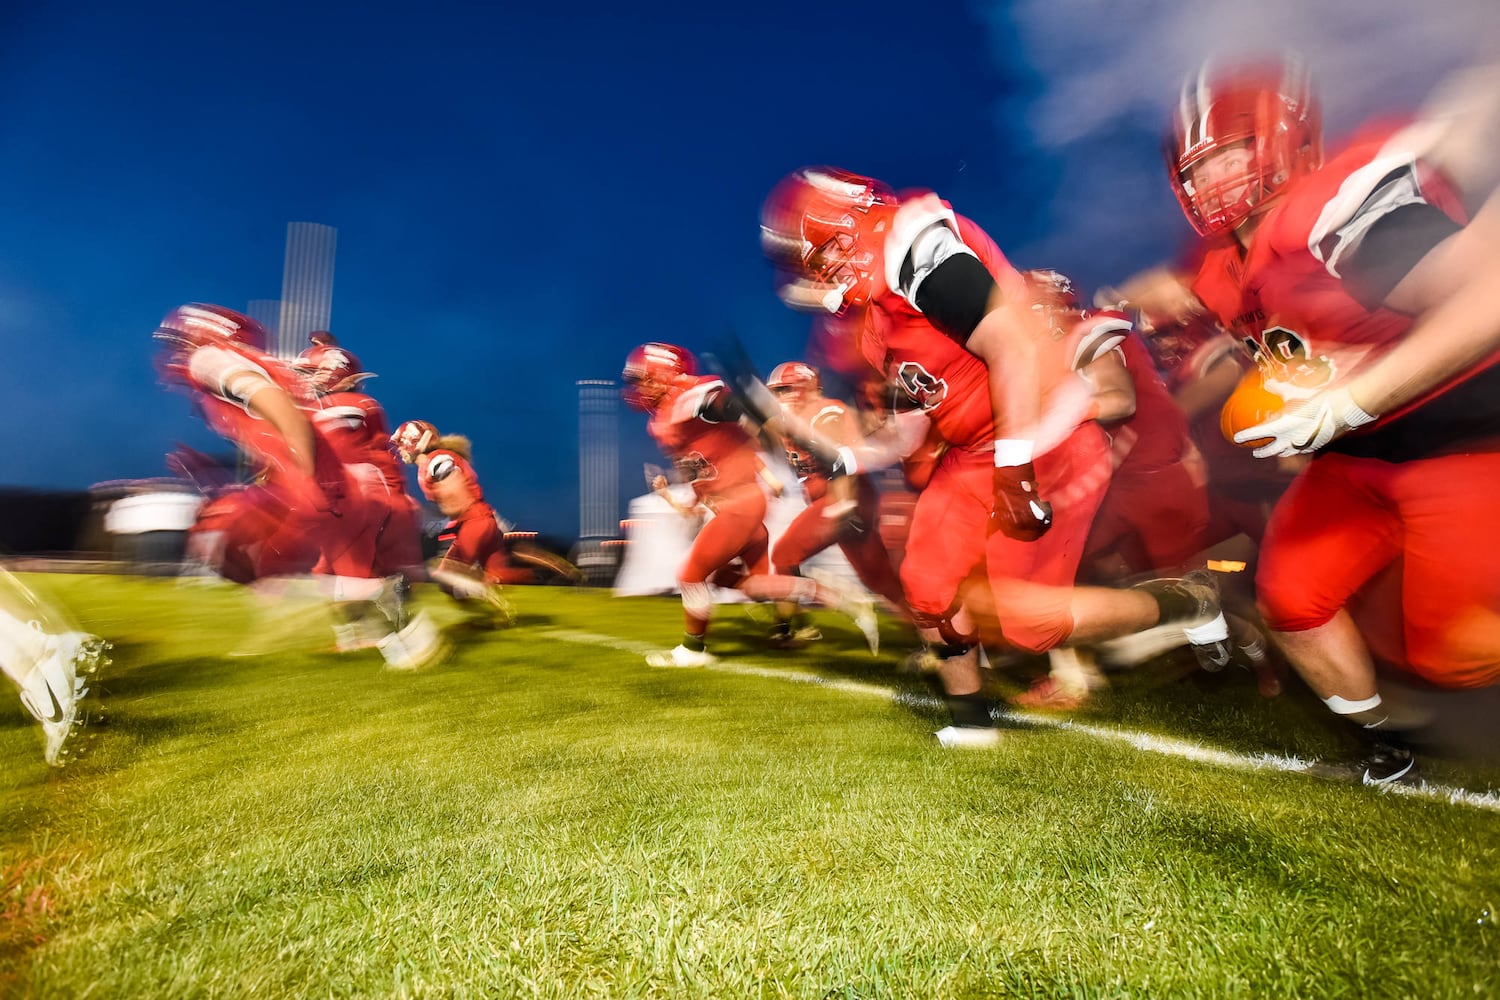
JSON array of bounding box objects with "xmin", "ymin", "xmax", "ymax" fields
[
  {"xmin": 1166, "ymin": 56, "xmax": 1322, "ymax": 237},
  {"xmin": 390, "ymin": 420, "xmax": 439, "ymax": 464},
  {"xmin": 766, "ymin": 361, "xmax": 821, "ymax": 410},
  {"xmin": 761, "ymin": 167, "xmax": 895, "ymax": 314},
  {"xmin": 296, "ymin": 344, "xmax": 368, "ymax": 396},
  {"xmin": 621, "ymin": 343, "xmax": 694, "ymax": 412}
]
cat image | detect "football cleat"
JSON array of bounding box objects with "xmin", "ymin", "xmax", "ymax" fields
[
  {"xmin": 1360, "ymin": 742, "xmax": 1420, "ymax": 786},
  {"xmin": 934, "ymin": 725, "xmax": 1003, "ymax": 749},
  {"xmin": 645, "ymin": 644, "xmax": 717, "ymax": 669},
  {"xmin": 852, "ymin": 602, "xmax": 880, "ymax": 656},
  {"xmin": 18, "ymin": 629, "xmax": 110, "ymax": 767},
  {"xmin": 377, "ymin": 611, "xmax": 448, "ymax": 671},
  {"xmin": 1134, "ymin": 570, "xmax": 1231, "ymax": 672},
  {"xmin": 1012, "ymin": 676, "xmax": 1090, "ymax": 713}
]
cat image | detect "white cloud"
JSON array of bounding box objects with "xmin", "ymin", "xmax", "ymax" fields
[{"xmin": 982, "ymin": 0, "xmax": 1500, "ymax": 282}]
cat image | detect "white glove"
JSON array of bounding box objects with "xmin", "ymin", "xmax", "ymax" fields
[{"xmin": 1234, "ymin": 387, "xmax": 1376, "ymax": 458}]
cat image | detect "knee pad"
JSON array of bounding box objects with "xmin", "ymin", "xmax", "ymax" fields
[{"xmin": 910, "ymin": 604, "xmax": 977, "ymax": 656}]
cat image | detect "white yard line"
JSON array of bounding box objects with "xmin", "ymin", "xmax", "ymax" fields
[{"xmin": 540, "ymin": 627, "xmax": 1500, "ymax": 813}]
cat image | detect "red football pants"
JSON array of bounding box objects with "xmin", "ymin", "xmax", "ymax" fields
[{"xmin": 1257, "ymin": 450, "xmax": 1500, "ymax": 687}]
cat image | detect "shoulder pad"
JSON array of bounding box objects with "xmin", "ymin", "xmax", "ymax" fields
[
  {"xmin": 884, "ymin": 193, "xmax": 970, "ymax": 301},
  {"xmin": 1071, "ymin": 314, "xmax": 1133, "ymax": 371}
]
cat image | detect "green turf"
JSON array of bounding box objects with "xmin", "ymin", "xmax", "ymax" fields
[{"xmin": 2, "ymin": 575, "xmax": 1497, "ymax": 998}]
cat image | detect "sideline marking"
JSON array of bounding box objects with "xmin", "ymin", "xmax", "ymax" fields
[{"xmin": 540, "ymin": 627, "xmax": 1500, "ymax": 813}]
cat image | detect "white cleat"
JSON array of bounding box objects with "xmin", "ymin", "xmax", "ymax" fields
[
  {"xmin": 645, "ymin": 644, "xmax": 717, "ymax": 669},
  {"xmin": 934, "ymin": 725, "xmax": 1003, "ymax": 749},
  {"xmin": 378, "ymin": 612, "xmax": 448, "ymax": 671},
  {"xmin": 20, "ymin": 630, "xmax": 109, "ymax": 766}
]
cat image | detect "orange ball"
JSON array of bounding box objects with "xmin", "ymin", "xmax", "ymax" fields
[{"xmin": 1220, "ymin": 371, "xmax": 1285, "ymax": 449}]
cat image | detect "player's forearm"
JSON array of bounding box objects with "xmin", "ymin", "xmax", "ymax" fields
[
  {"xmin": 1089, "ymin": 388, "xmax": 1136, "ymax": 424},
  {"xmin": 244, "ymin": 383, "xmax": 318, "ymax": 478},
  {"xmin": 969, "ymin": 297, "xmax": 1041, "ymax": 443}
]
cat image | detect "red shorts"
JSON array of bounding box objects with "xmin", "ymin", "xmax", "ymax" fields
[
  {"xmin": 772, "ymin": 478, "xmax": 904, "ymax": 609},
  {"xmin": 1085, "ymin": 452, "xmax": 1210, "ymax": 573},
  {"xmin": 680, "ymin": 484, "xmax": 769, "ymax": 584},
  {"xmin": 190, "ymin": 483, "xmax": 323, "ymax": 583},
  {"xmin": 987, "ymin": 422, "xmax": 1112, "ymax": 652},
  {"xmin": 1257, "ymin": 450, "xmax": 1500, "ymax": 687},
  {"xmin": 437, "ymin": 501, "xmax": 518, "ymax": 584}
]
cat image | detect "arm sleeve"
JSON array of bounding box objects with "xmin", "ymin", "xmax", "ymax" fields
[
  {"xmin": 1339, "ymin": 201, "xmax": 1463, "ymax": 311},
  {"xmin": 1307, "ymin": 153, "xmax": 1463, "ymax": 310},
  {"xmin": 911, "ymin": 252, "xmax": 997, "ymax": 344},
  {"xmin": 697, "ymin": 384, "xmax": 746, "ymax": 424},
  {"xmin": 187, "ymin": 345, "xmax": 276, "ymax": 412}
]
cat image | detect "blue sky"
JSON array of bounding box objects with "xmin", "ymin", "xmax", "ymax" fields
[{"xmin": 1, "ymin": 0, "xmax": 1493, "ymax": 539}]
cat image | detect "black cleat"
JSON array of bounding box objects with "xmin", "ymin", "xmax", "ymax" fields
[{"xmin": 1360, "ymin": 742, "xmax": 1420, "ymax": 786}]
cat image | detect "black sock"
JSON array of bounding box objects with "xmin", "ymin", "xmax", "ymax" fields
[
  {"xmin": 945, "ymin": 693, "xmax": 992, "ymax": 729},
  {"xmin": 683, "ymin": 633, "xmax": 706, "ymax": 653}
]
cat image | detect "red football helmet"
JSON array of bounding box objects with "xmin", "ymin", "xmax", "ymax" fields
[
  {"xmin": 1166, "ymin": 54, "xmax": 1323, "ymax": 237},
  {"xmin": 621, "ymin": 342, "xmax": 695, "ymax": 411},
  {"xmin": 760, "ymin": 167, "xmax": 897, "ymax": 314},
  {"xmin": 155, "ymin": 303, "xmax": 269, "ymax": 353},
  {"xmin": 391, "ymin": 419, "xmax": 440, "ymax": 464},
  {"xmin": 296, "ymin": 343, "xmax": 371, "ymax": 395},
  {"xmin": 766, "ymin": 361, "xmax": 821, "ymax": 408}
]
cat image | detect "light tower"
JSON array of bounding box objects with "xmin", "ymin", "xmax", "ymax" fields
[
  {"xmin": 574, "ymin": 379, "xmax": 621, "ymax": 584},
  {"xmin": 276, "ymin": 222, "xmax": 337, "ymax": 358}
]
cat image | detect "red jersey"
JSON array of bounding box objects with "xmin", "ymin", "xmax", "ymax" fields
[
  {"xmin": 647, "ymin": 375, "xmax": 763, "ymax": 501},
  {"xmin": 1192, "ymin": 122, "xmax": 1500, "ymax": 460},
  {"xmin": 418, "ymin": 448, "xmax": 484, "ymax": 513},
  {"xmin": 779, "ymin": 397, "xmax": 859, "ymax": 501},
  {"xmin": 1105, "ymin": 330, "xmax": 1195, "ymax": 471},
  {"xmin": 310, "ymin": 390, "xmax": 404, "ymax": 493},
  {"xmin": 178, "ymin": 341, "xmax": 346, "ymax": 497},
  {"xmin": 861, "ymin": 198, "xmax": 1091, "ymax": 455}
]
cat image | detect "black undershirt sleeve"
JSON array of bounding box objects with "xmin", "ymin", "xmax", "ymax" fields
[
  {"xmin": 698, "ymin": 386, "xmax": 745, "ymax": 424},
  {"xmin": 1340, "ymin": 201, "xmax": 1462, "ymax": 312},
  {"xmin": 912, "ymin": 253, "xmax": 997, "ymax": 344}
]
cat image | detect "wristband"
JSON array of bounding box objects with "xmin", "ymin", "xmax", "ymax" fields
[
  {"xmin": 1335, "ymin": 390, "xmax": 1377, "ymax": 429},
  {"xmin": 993, "ymin": 438, "xmax": 1034, "ymax": 467}
]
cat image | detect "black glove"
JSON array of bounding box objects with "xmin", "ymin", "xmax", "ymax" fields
[{"xmin": 991, "ymin": 463, "xmax": 1052, "ymax": 541}]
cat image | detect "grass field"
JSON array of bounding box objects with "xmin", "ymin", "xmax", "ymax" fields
[{"xmin": 3, "ymin": 574, "xmax": 1498, "ymax": 998}]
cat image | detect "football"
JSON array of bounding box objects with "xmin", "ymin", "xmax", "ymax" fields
[{"xmin": 1220, "ymin": 371, "xmax": 1285, "ymax": 449}]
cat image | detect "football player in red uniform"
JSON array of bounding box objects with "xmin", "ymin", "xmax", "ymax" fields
[
  {"xmin": 1160, "ymin": 55, "xmax": 1500, "ymax": 781},
  {"xmin": 762, "ymin": 170, "xmax": 1233, "ymax": 745},
  {"xmin": 390, "ymin": 420, "xmax": 521, "ymax": 627},
  {"xmin": 296, "ymin": 341, "xmax": 425, "ymax": 584},
  {"xmin": 157, "ymin": 305, "xmax": 440, "ymax": 670},
  {"xmin": 766, "ymin": 360, "xmax": 907, "ymax": 624},
  {"xmin": 1026, "ymin": 270, "xmax": 1212, "ymax": 580},
  {"xmin": 157, "ymin": 305, "xmax": 359, "ymax": 583},
  {"xmin": 990, "ymin": 270, "xmax": 1214, "ymax": 709},
  {"xmin": 621, "ymin": 343, "xmax": 878, "ymax": 667}
]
